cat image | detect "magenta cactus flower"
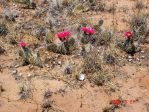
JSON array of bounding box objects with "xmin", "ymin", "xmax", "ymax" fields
[
  {"xmin": 124, "ymin": 31, "xmax": 133, "ymax": 39},
  {"xmin": 56, "ymin": 31, "xmax": 71, "ymax": 42},
  {"xmin": 19, "ymin": 41, "xmax": 27, "ymax": 47},
  {"xmin": 81, "ymin": 27, "xmax": 96, "ymax": 35}
]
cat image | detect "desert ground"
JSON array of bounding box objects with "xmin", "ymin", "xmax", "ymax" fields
[{"xmin": 0, "ymin": 0, "xmax": 149, "ymax": 112}]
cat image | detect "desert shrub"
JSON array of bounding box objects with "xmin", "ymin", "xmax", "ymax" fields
[
  {"xmin": 131, "ymin": 14, "xmax": 147, "ymax": 40},
  {"xmin": 0, "ymin": 24, "xmax": 8, "ymax": 36},
  {"xmin": 42, "ymin": 100, "xmax": 53, "ymax": 112},
  {"xmin": 104, "ymin": 53, "xmax": 115, "ymax": 64},
  {"xmin": 62, "ymin": 0, "xmax": 74, "ymax": 7},
  {"xmin": 103, "ymin": 105, "xmax": 119, "ymax": 112},
  {"xmin": 106, "ymin": 5, "xmax": 116, "ymax": 13},
  {"xmin": 135, "ymin": 0, "xmax": 144, "ymax": 10},
  {"xmin": 15, "ymin": 0, "xmax": 36, "ymax": 9},
  {"xmin": 89, "ymin": 0, "xmax": 105, "ymax": 11},
  {"xmin": 44, "ymin": 90, "xmax": 52, "ymax": 99},
  {"xmin": 0, "ymin": 46, "xmax": 5, "ymax": 55},
  {"xmin": 73, "ymin": 4, "xmax": 86, "ymax": 13},
  {"xmin": 83, "ymin": 51, "xmax": 101, "ymax": 73},
  {"xmin": 15, "ymin": 0, "xmax": 30, "ymax": 6},
  {"xmin": 34, "ymin": 27, "xmax": 46, "ymax": 40},
  {"xmin": 95, "ymin": 29, "xmax": 113, "ymax": 46},
  {"xmin": 92, "ymin": 71, "xmax": 110, "ymax": 86},
  {"xmin": 95, "ymin": 1, "xmax": 105, "ymax": 11},
  {"xmin": 19, "ymin": 84, "xmax": 31, "ymax": 100}
]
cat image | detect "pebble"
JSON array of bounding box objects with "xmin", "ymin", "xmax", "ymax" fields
[
  {"xmin": 118, "ymin": 58, "xmax": 122, "ymax": 61},
  {"xmin": 136, "ymin": 58, "xmax": 140, "ymax": 61},
  {"xmin": 29, "ymin": 65, "xmax": 34, "ymax": 69},
  {"xmin": 45, "ymin": 64, "xmax": 50, "ymax": 68},
  {"xmin": 141, "ymin": 51, "xmax": 145, "ymax": 54},
  {"xmin": 18, "ymin": 73, "xmax": 22, "ymax": 77},
  {"xmin": 128, "ymin": 55, "xmax": 133, "ymax": 59},
  {"xmin": 27, "ymin": 74, "xmax": 31, "ymax": 77},
  {"xmin": 141, "ymin": 56, "xmax": 145, "ymax": 59},
  {"xmin": 12, "ymin": 70, "xmax": 17, "ymax": 74},
  {"xmin": 78, "ymin": 73, "xmax": 85, "ymax": 81},
  {"xmin": 53, "ymin": 61, "xmax": 56, "ymax": 65},
  {"xmin": 58, "ymin": 61, "xmax": 61, "ymax": 65},
  {"xmin": 14, "ymin": 64, "xmax": 20, "ymax": 68},
  {"xmin": 128, "ymin": 59, "xmax": 133, "ymax": 62}
]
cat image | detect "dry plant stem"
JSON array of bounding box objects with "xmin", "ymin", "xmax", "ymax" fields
[{"xmin": 112, "ymin": 0, "xmax": 116, "ymax": 33}]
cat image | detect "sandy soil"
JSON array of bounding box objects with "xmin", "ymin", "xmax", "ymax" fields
[{"xmin": 0, "ymin": 0, "xmax": 149, "ymax": 112}]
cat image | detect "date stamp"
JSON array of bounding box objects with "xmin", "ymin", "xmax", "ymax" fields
[{"xmin": 111, "ymin": 99, "xmax": 136, "ymax": 105}]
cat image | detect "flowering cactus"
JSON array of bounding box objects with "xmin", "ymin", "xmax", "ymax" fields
[
  {"xmin": 81, "ymin": 27, "xmax": 96, "ymax": 35},
  {"xmin": 19, "ymin": 41, "xmax": 42, "ymax": 67},
  {"xmin": 56, "ymin": 31, "xmax": 71, "ymax": 42},
  {"xmin": 123, "ymin": 31, "xmax": 136, "ymax": 56},
  {"xmin": 19, "ymin": 41, "xmax": 31, "ymax": 65},
  {"xmin": 55, "ymin": 31, "xmax": 75, "ymax": 54},
  {"xmin": 81, "ymin": 27, "xmax": 96, "ymax": 44}
]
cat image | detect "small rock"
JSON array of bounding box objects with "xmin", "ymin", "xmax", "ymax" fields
[
  {"xmin": 136, "ymin": 58, "xmax": 140, "ymax": 61},
  {"xmin": 12, "ymin": 70, "xmax": 17, "ymax": 74},
  {"xmin": 118, "ymin": 58, "xmax": 122, "ymax": 61},
  {"xmin": 128, "ymin": 55, "xmax": 133, "ymax": 59},
  {"xmin": 141, "ymin": 51, "xmax": 145, "ymax": 54},
  {"xmin": 27, "ymin": 74, "xmax": 32, "ymax": 77},
  {"xmin": 78, "ymin": 73, "xmax": 85, "ymax": 81},
  {"xmin": 18, "ymin": 73, "xmax": 22, "ymax": 77},
  {"xmin": 14, "ymin": 64, "xmax": 20, "ymax": 68},
  {"xmin": 72, "ymin": 61, "xmax": 75, "ymax": 65},
  {"xmin": 45, "ymin": 64, "xmax": 50, "ymax": 68},
  {"xmin": 29, "ymin": 65, "xmax": 34, "ymax": 69},
  {"xmin": 53, "ymin": 61, "xmax": 56, "ymax": 65},
  {"xmin": 58, "ymin": 61, "xmax": 61, "ymax": 65},
  {"xmin": 128, "ymin": 59, "xmax": 133, "ymax": 62},
  {"xmin": 141, "ymin": 56, "xmax": 145, "ymax": 59}
]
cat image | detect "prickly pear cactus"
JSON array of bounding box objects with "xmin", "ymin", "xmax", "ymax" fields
[
  {"xmin": 94, "ymin": 19, "xmax": 104, "ymax": 31},
  {"xmin": 33, "ymin": 51, "xmax": 43, "ymax": 67}
]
